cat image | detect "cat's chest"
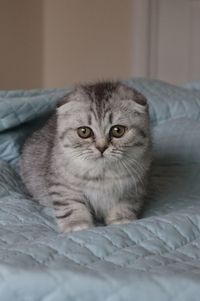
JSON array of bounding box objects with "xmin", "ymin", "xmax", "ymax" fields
[{"xmin": 83, "ymin": 176, "xmax": 129, "ymax": 213}]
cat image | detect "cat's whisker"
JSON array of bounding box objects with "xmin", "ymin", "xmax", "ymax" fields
[
  {"xmin": 121, "ymin": 157, "xmax": 146, "ymax": 187},
  {"xmin": 122, "ymin": 157, "xmax": 146, "ymax": 188},
  {"xmin": 119, "ymin": 159, "xmax": 139, "ymax": 197}
]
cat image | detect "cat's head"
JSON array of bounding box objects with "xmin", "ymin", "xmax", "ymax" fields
[{"xmin": 56, "ymin": 81, "xmax": 151, "ymax": 171}]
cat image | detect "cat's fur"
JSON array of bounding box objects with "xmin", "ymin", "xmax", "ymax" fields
[{"xmin": 20, "ymin": 81, "xmax": 152, "ymax": 233}]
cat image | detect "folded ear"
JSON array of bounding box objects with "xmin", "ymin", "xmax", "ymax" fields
[
  {"xmin": 118, "ymin": 84, "xmax": 148, "ymax": 109},
  {"xmin": 56, "ymin": 94, "xmax": 70, "ymax": 108},
  {"xmin": 133, "ymin": 89, "xmax": 147, "ymax": 107}
]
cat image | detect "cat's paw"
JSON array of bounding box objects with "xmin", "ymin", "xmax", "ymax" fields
[
  {"xmin": 107, "ymin": 218, "xmax": 135, "ymax": 225},
  {"xmin": 58, "ymin": 221, "xmax": 93, "ymax": 233},
  {"xmin": 105, "ymin": 203, "xmax": 138, "ymax": 226}
]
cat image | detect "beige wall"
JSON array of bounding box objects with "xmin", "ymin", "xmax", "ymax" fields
[
  {"xmin": 43, "ymin": 0, "xmax": 133, "ymax": 88},
  {"xmin": 0, "ymin": 0, "xmax": 133, "ymax": 90},
  {"xmin": 0, "ymin": 0, "xmax": 43, "ymax": 90}
]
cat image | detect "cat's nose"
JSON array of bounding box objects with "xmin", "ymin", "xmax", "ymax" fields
[{"xmin": 96, "ymin": 144, "xmax": 108, "ymax": 154}]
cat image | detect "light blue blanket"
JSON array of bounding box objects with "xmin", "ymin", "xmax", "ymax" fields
[{"xmin": 0, "ymin": 79, "xmax": 200, "ymax": 300}]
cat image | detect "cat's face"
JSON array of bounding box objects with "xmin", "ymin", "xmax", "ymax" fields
[{"xmin": 57, "ymin": 82, "xmax": 150, "ymax": 171}]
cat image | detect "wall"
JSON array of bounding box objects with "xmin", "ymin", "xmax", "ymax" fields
[
  {"xmin": 1, "ymin": 0, "xmax": 199, "ymax": 90},
  {"xmin": 131, "ymin": 0, "xmax": 200, "ymax": 85},
  {"xmin": 0, "ymin": 0, "xmax": 43, "ymax": 90},
  {"xmin": 43, "ymin": 0, "xmax": 133, "ymax": 88},
  {"xmin": 0, "ymin": 0, "xmax": 133, "ymax": 90},
  {"xmin": 153, "ymin": 0, "xmax": 200, "ymax": 84}
]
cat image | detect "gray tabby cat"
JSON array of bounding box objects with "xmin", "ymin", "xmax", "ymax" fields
[{"xmin": 20, "ymin": 81, "xmax": 152, "ymax": 233}]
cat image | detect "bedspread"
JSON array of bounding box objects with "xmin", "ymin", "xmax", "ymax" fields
[{"xmin": 0, "ymin": 79, "xmax": 200, "ymax": 300}]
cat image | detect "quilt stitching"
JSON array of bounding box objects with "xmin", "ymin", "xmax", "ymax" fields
[{"xmin": 0, "ymin": 80, "xmax": 200, "ymax": 300}]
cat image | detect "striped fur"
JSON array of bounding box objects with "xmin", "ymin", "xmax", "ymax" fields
[{"xmin": 20, "ymin": 81, "xmax": 152, "ymax": 233}]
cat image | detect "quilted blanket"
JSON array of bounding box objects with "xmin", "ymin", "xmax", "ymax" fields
[{"xmin": 0, "ymin": 79, "xmax": 200, "ymax": 301}]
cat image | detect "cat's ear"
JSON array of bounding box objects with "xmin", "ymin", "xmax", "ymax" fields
[
  {"xmin": 56, "ymin": 94, "xmax": 70, "ymax": 108},
  {"xmin": 132, "ymin": 90, "xmax": 147, "ymax": 107},
  {"xmin": 129, "ymin": 90, "xmax": 148, "ymax": 114},
  {"xmin": 119, "ymin": 84, "xmax": 148, "ymax": 108},
  {"xmin": 56, "ymin": 95, "xmax": 69, "ymax": 108}
]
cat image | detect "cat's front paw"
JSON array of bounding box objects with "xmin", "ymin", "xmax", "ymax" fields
[
  {"xmin": 107, "ymin": 218, "xmax": 135, "ymax": 225},
  {"xmin": 105, "ymin": 203, "xmax": 138, "ymax": 226},
  {"xmin": 58, "ymin": 221, "xmax": 94, "ymax": 233}
]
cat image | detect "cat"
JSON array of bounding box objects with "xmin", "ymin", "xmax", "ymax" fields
[{"xmin": 20, "ymin": 81, "xmax": 152, "ymax": 233}]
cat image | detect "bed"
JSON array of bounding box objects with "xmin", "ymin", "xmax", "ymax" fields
[{"xmin": 0, "ymin": 79, "xmax": 200, "ymax": 300}]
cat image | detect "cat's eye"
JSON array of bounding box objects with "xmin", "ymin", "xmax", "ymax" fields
[
  {"xmin": 77, "ymin": 127, "xmax": 93, "ymax": 139},
  {"xmin": 110, "ymin": 125, "xmax": 126, "ymax": 138}
]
